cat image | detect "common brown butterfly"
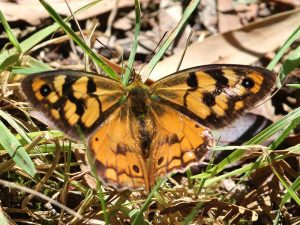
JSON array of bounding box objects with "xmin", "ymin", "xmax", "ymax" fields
[{"xmin": 21, "ymin": 64, "xmax": 276, "ymax": 191}]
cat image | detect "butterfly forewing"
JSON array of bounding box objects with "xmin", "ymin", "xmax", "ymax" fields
[
  {"xmin": 89, "ymin": 103, "xmax": 149, "ymax": 191},
  {"xmin": 21, "ymin": 70, "xmax": 125, "ymax": 139},
  {"xmin": 151, "ymin": 64, "xmax": 276, "ymax": 129}
]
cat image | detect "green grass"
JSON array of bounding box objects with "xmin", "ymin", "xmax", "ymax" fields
[
  {"xmin": 140, "ymin": 0, "xmax": 201, "ymax": 78},
  {"xmin": 123, "ymin": 0, "xmax": 141, "ymax": 86},
  {"xmin": 39, "ymin": 0, "xmax": 119, "ymax": 81}
]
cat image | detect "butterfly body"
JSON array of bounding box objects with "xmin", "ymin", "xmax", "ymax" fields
[
  {"xmin": 21, "ymin": 65, "xmax": 276, "ymax": 191},
  {"xmin": 122, "ymin": 80, "xmax": 155, "ymax": 158}
]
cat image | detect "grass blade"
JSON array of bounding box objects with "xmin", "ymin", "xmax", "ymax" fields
[
  {"xmin": 0, "ymin": 110, "xmax": 31, "ymax": 144},
  {"xmin": 267, "ymin": 23, "xmax": 300, "ymax": 83},
  {"xmin": 0, "ymin": 10, "xmax": 21, "ymax": 53},
  {"xmin": 86, "ymin": 143, "xmax": 109, "ymax": 225},
  {"xmin": 11, "ymin": 56, "xmax": 53, "ymax": 74},
  {"xmin": 141, "ymin": 0, "xmax": 200, "ymax": 78},
  {"xmin": 0, "ymin": 208, "xmax": 9, "ymax": 225},
  {"xmin": 40, "ymin": 0, "xmax": 119, "ymax": 80},
  {"xmin": 270, "ymin": 163, "xmax": 300, "ymax": 205},
  {"xmin": 0, "ymin": 120, "xmax": 36, "ymax": 177},
  {"xmin": 279, "ymin": 44, "xmax": 300, "ymax": 80},
  {"xmin": 131, "ymin": 178, "xmax": 166, "ymax": 225},
  {"xmin": 281, "ymin": 175, "xmax": 300, "ymax": 206},
  {"xmin": 192, "ymin": 107, "xmax": 300, "ymax": 180},
  {"xmin": 0, "ymin": 23, "xmax": 60, "ymax": 69},
  {"xmin": 286, "ymin": 84, "xmax": 300, "ymax": 88},
  {"xmin": 201, "ymin": 144, "xmax": 300, "ymax": 187},
  {"xmin": 123, "ymin": 0, "xmax": 141, "ymax": 86}
]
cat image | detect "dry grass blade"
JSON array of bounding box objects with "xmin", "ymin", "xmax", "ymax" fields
[{"xmin": 0, "ymin": 179, "xmax": 83, "ymax": 220}]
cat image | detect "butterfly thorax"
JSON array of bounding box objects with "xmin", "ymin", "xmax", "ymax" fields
[{"xmin": 126, "ymin": 81, "xmax": 151, "ymax": 118}]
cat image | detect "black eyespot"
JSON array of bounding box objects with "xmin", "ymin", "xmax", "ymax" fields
[
  {"xmin": 241, "ymin": 78, "xmax": 255, "ymax": 89},
  {"xmin": 95, "ymin": 137, "xmax": 99, "ymax": 141},
  {"xmin": 158, "ymin": 157, "xmax": 164, "ymax": 165},
  {"xmin": 40, "ymin": 84, "xmax": 51, "ymax": 96},
  {"xmin": 133, "ymin": 165, "xmax": 139, "ymax": 173}
]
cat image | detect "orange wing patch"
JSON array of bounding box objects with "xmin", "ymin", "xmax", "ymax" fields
[
  {"xmin": 89, "ymin": 104, "xmax": 149, "ymax": 191},
  {"xmin": 148, "ymin": 102, "xmax": 213, "ymax": 187}
]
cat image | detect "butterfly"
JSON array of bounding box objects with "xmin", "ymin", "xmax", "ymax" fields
[{"xmin": 21, "ymin": 64, "xmax": 276, "ymax": 191}]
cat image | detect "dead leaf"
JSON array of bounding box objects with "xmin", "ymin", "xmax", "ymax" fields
[
  {"xmin": 147, "ymin": 8, "xmax": 300, "ymax": 80},
  {"xmin": 218, "ymin": 0, "xmax": 242, "ymax": 33},
  {"xmin": 0, "ymin": 0, "xmax": 137, "ymax": 26}
]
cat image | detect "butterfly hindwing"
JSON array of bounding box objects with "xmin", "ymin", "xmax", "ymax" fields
[
  {"xmin": 88, "ymin": 89, "xmax": 214, "ymax": 191},
  {"xmin": 21, "ymin": 70, "xmax": 124, "ymax": 139},
  {"xmin": 148, "ymin": 102, "xmax": 213, "ymax": 187},
  {"xmin": 89, "ymin": 103, "xmax": 149, "ymax": 191},
  {"xmin": 151, "ymin": 64, "xmax": 276, "ymax": 129}
]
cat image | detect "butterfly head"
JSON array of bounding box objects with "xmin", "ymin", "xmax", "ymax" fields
[{"xmin": 125, "ymin": 69, "xmax": 141, "ymax": 84}]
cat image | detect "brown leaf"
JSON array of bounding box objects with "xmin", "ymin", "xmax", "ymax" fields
[
  {"xmin": 0, "ymin": 0, "xmax": 137, "ymax": 26},
  {"xmin": 147, "ymin": 8, "xmax": 300, "ymax": 80},
  {"xmin": 218, "ymin": 0, "xmax": 242, "ymax": 33}
]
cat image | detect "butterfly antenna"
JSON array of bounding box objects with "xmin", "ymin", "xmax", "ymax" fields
[
  {"xmin": 137, "ymin": 31, "xmax": 168, "ymax": 77},
  {"xmin": 64, "ymin": 0, "xmax": 93, "ymax": 72},
  {"xmin": 66, "ymin": 0, "xmax": 130, "ymax": 76},
  {"xmin": 176, "ymin": 28, "xmax": 194, "ymax": 72},
  {"xmin": 65, "ymin": 0, "xmax": 85, "ymax": 41},
  {"xmin": 96, "ymin": 38, "xmax": 134, "ymax": 76}
]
